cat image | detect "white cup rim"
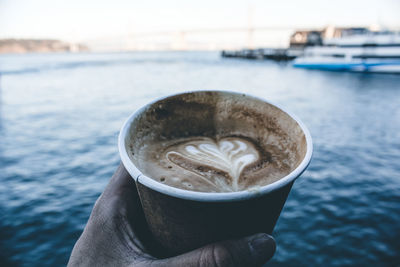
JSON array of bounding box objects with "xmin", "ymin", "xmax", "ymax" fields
[{"xmin": 119, "ymin": 90, "xmax": 313, "ymax": 202}]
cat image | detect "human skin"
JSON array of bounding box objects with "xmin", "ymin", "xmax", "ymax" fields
[{"xmin": 68, "ymin": 163, "xmax": 276, "ymax": 266}]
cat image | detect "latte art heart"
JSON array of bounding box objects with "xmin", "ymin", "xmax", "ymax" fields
[{"xmin": 166, "ymin": 137, "xmax": 259, "ymax": 191}]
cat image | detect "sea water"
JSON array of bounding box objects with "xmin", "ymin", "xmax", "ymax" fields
[{"xmin": 0, "ymin": 52, "xmax": 399, "ymax": 266}]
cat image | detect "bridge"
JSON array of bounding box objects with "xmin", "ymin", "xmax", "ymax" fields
[{"xmin": 83, "ymin": 26, "xmax": 301, "ymax": 51}]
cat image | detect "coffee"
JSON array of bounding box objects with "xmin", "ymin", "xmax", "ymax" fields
[
  {"xmin": 136, "ymin": 136, "xmax": 291, "ymax": 192},
  {"xmin": 165, "ymin": 137, "xmax": 259, "ymax": 192},
  {"xmin": 127, "ymin": 91, "xmax": 306, "ymax": 193}
]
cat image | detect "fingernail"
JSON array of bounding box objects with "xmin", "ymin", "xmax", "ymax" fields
[{"xmin": 248, "ymin": 233, "xmax": 276, "ymax": 263}]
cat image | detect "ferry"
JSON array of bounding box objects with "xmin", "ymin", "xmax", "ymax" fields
[{"xmin": 292, "ymin": 28, "xmax": 400, "ymax": 73}]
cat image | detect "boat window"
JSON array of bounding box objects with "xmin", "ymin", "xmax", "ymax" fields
[{"xmin": 362, "ymin": 43, "xmax": 377, "ymax": 47}]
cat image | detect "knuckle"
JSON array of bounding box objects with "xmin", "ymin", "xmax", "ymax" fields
[
  {"xmin": 205, "ymin": 244, "xmax": 236, "ymax": 267},
  {"xmin": 89, "ymin": 196, "xmax": 117, "ymax": 226},
  {"xmin": 89, "ymin": 197, "xmax": 105, "ymax": 221}
]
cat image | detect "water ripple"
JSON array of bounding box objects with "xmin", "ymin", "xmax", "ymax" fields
[{"xmin": 0, "ymin": 52, "xmax": 399, "ymax": 266}]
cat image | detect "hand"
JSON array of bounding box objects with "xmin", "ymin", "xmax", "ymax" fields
[{"xmin": 68, "ymin": 163, "xmax": 276, "ymax": 266}]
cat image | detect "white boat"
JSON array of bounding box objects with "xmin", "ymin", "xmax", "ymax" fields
[{"xmin": 293, "ymin": 29, "xmax": 400, "ymax": 73}]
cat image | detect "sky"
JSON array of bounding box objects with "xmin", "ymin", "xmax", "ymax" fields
[{"xmin": 1, "ymin": 0, "xmax": 399, "ymax": 49}]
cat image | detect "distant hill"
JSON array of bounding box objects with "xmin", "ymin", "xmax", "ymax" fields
[{"xmin": 0, "ymin": 39, "xmax": 89, "ymax": 54}]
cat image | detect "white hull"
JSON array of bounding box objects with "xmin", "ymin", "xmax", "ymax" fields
[{"xmin": 294, "ymin": 57, "xmax": 400, "ymax": 73}]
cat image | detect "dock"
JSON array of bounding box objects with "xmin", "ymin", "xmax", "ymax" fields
[{"xmin": 221, "ymin": 48, "xmax": 304, "ymax": 61}]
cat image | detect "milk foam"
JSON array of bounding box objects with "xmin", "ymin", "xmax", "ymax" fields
[{"xmin": 165, "ymin": 138, "xmax": 259, "ymax": 191}]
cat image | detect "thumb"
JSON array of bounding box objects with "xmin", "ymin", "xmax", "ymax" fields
[{"xmin": 154, "ymin": 233, "xmax": 276, "ymax": 267}]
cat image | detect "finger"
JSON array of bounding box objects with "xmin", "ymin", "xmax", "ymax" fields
[
  {"xmin": 89, "ymin": 163, "xmax": 156, "ymax": 256},
  {"xmin": 93, "ymin": 163, "xmax": 141, "ymax": 223},
  {"xmin": 152, "ymin": 233, "xmax": 276, "ymax": 267},
  {"xmin": 98, "ymin": 163, "xmax": 145, "ymax": 230},
  {"xmin": 102, "ymin": 163, "xmax": 138, "ymax": 200}
]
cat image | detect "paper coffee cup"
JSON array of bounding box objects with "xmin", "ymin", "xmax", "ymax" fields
[{"xmin": 119, "ymin": 90, "xmax": 312, "ymax": 257}]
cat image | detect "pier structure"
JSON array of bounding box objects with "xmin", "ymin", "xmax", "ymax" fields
[{"xmin": 221, "ymin": 48, "xmax": 303, "ymax": 61}]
